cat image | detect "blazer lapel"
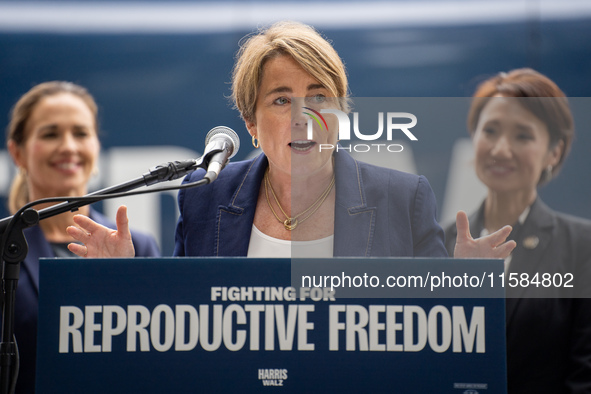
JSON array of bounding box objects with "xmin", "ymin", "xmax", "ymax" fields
[
  {"xmin": 333, "ymin": 151, "xmax": 376, "ymax": 257},
  {"xmin": 215, "ymin": 154, "xmax": 267, "ymax": 256},
  {"xmin": 505, "ymin": 200, "xmax": 555, "ymax": 322}
]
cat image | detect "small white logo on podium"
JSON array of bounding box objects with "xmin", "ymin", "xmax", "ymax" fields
[{"xmin": 258, "ymin": 368, "xmax": 288, "ymax": 387}]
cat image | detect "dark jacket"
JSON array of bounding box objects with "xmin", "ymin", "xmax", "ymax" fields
[
  {"xmin": 174, "ymin": 150, "xmax": 447, "ymax": 258},
  {"xmin": 445, "ymin": 198, "xmax": 591, "ymax": 394}
]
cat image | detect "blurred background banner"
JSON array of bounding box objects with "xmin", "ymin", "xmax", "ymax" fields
[{"xmin": 1, "ymin": 0, "xmax": 590, "ymax": 255}]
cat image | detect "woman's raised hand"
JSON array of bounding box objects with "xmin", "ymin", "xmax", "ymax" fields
[
  {"xmin": 453, "ymin": 210, "xmax": 517, "ymax": 259},
  {"xmin": 67, "ymin": 205, "xmax": 135, "ymax": 258}
]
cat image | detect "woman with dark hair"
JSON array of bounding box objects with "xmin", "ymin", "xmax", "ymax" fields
[
  {"xmin": 445, "ymin": 68, "xmax": 591, "ymax": 393},
  {"xmin": 6, "ymin": 81, "xmax": 160, "ymax": 393}
]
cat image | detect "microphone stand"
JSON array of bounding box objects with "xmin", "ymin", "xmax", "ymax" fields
[{"xmin": 0, "ymin": 151, "xmax": 221, "ymax": 394}]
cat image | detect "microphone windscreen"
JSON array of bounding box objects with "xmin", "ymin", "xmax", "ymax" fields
[{"xmin": 205, "ymin": 126, "xmax": 240, "ymax": 159}]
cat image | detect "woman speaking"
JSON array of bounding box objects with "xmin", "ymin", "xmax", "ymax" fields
[{"xmin": 68, "ymin": 21, "xmax": 514, "ymax": 260}]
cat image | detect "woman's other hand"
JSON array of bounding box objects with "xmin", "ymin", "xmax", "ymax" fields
[
  {"xmin": 454, "ymin": 210, "xmax": 516, "ymax": 259},
  {"xmin": 67, "ymin": 205, "xmax": 135, "ymax": 258}
]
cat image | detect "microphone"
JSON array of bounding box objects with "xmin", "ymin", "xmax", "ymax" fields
[
  {"xmin": 141, "ymin": 126, "xmax": 239, "ymax": 186},
  {"xmin": 202, "ymin": 126, "xmax": 240, "ymax": 183}
]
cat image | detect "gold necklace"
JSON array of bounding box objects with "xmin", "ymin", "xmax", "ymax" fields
[{"xmin": 264, "ymin": 169, "xmax": 335, "ymax": 231}]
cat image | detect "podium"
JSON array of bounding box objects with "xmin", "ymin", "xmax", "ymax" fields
[{"xmin": 36, "ymin": 258, "xmax": 507, "ymax": 393}]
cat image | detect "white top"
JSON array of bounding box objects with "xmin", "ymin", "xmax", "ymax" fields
[
  {"xmin": 247, "ymin": 225, "xmax": 334, "ymax": 258},
  {"xmin": 479, "ymin": 205, "xmax": 531, "ymax": 273}
]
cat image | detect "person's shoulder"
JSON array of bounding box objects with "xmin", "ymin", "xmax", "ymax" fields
[
  {"xmin": 353, "ymin": 156, "xmax": 416, "ymax": 178},
  {"xmin": 347, "ymin": 155, "xmax": 436, "ymax": 210},
  {"xmin": 547, "ymin": 206, "xmax": 591, "ymax": 233},
  {"xmin": 532, "ymin": 199, "xmax": 591, "ymax": 230},
  {"xmin": 349, "ymin": 154, "xmax": 423, "ymax": 189},
  {"xmin": 527, "ymin": 200, "xmax": 591, "ymax": 262}
]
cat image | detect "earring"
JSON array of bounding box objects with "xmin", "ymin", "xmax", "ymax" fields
[
  {"xmin": 252, "ymin": 135, "xmax": 260, "ymax": 149},
  {"xmin": 544, "ymin": 165, "xmax": 553, "ymax": 182},
  {"xmin": 18, "ymin": 167, "xmax": 27, "ymax": 177},
  {"xmin": 91, "ymin": 166, "xmax": 99, "ymax": 176}
]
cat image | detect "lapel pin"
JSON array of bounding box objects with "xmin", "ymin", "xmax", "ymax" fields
[{"xmin": 523, "ymin": 236, "xmax": 539, "ymax": 250}]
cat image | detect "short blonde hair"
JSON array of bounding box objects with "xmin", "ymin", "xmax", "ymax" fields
[{"xmin": 231, "ymin": 21, "xmax": 350, "ymax": 123}]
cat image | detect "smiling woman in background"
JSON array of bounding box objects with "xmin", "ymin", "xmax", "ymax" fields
[
  {"xmin": 6, "ymin": 81, "xmax": 159, "ymax": 394},
  {"xmin": 444, "ymin": 69, "xmax": 591, "ymax": 393}
]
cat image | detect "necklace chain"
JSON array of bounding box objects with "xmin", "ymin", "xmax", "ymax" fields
[{"xmin": 264, "ymin": 168, "xmax": 335, "ymax": 231}]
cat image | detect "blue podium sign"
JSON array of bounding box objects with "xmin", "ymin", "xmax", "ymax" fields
[{"xmin": 37, "ymin": 258, "xmax": 506, "ymax": 393}]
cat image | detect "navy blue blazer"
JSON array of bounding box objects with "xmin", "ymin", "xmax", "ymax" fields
[
  {"xmin": 445, "ymin": 198, "xmax": 591, "ymax": 394},
  {"xmin": 15, "ymin": 209, "xmax": 159, "ymax": 394},
  {"xmin": 174, "ymin": 150, "xmax": 447, "ymax": 258}
]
